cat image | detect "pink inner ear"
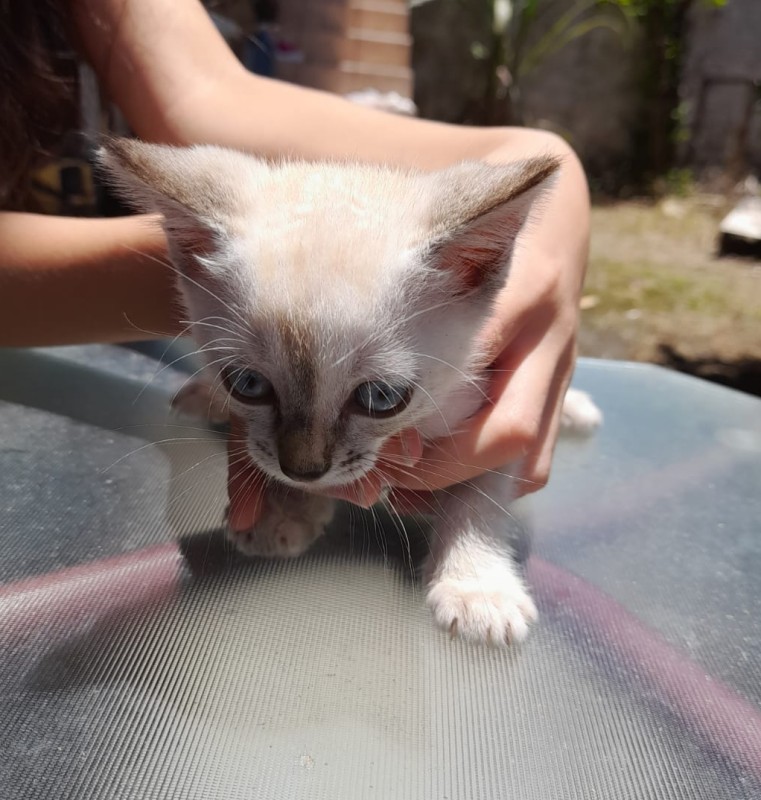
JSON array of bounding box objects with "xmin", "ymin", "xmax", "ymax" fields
[
  {"xmin": 438, "ymin": 238, "xmax": 504, "ymax": 291},
  {"xmin": 435, "ymin": 204, "xmax": 527, "ymax": 292}
]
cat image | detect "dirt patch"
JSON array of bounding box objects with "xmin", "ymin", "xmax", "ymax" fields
[{"xmin": 579, "ymin": 196, "xmax": 761, "ymax": 395}]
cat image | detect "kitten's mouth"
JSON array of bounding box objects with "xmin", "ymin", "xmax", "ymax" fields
[
  {"xmin": 255, "ymin": 429, "xmax": 421, "ymax": 507},
  {"xmin": 267, "ymin": 458, "xmax": 375, "ymax": 491},
  {"xmin": 272, "ymin": 458, "xmax": 384, "ymax": 507},
  {"xmin": 281, "ymin": 463, "xmax": 377, "ymax": 493}
]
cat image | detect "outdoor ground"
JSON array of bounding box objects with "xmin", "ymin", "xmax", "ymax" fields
[{"xmin": 579, "ymin": 195, "xmax": 761, "ymax": 395}]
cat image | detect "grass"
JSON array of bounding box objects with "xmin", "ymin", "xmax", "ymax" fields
[
  {"xmin": 580, "ymin": 196, "xmax": 761, "ymax": 365},
  {"xmin": 586, "ymin": 259, "xmax": 730, "ymax": 316}
]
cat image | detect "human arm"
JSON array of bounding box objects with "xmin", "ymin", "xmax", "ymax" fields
[
  {"xmin": 64, "ymin": 0, "xmax": 589, "ymax": 520},
  {"xmin": 0, "ymin": 212, "xmax": 179, "ymax": 346}
]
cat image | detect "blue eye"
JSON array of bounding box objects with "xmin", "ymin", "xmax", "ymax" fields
[
  {"xmin": 353, "ymin": 381, "xmax": 412, "ymax": 417},
  {"xmin": 224, "ymin": 368, "xmax": 274, "ymax": 403}
]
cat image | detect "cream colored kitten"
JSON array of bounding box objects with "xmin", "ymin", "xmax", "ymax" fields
[{"xmin": 99, "ymin": 139, "xmax": 601, "ymax": 646}]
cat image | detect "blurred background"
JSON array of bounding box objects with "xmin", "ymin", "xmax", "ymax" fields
[{"xmin": 23, "ymin": 0, "xmax": 761, "ymax": 396}]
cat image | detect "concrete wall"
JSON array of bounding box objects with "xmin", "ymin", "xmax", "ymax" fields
[
  {"xmin": 411, "ymin": 0, "xmax": 641, "ymax": 189},
  {"xmin": 682, "ymin": 0, "xmax": 761, "ymax": 179},
  {"xmin": 517, "ymin": 22, "xmax": 641, "ymax": 189},
  {"xmin": 412, "ymin": 0, "xmax": 761, "ymax": 187}
]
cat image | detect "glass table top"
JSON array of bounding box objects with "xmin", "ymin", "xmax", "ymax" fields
[{"xmin": 1, "ymin": 346, "xmax": 759, "ymax": 799}]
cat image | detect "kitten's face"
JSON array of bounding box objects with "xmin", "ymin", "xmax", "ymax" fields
[
  {"xmin": 99, "ymin": 141, "xmax": 557, "ymax": 490},
  {"xmin": 178, "ymin": 167, "xmax": 480, "ymax": 490},
  {"xmin": 201, "ymin": 279, "xmax": 438, "ymax": 489}
]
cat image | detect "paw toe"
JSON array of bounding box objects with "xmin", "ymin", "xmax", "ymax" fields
[{"xmin": 427, "ymin": 579, "xmax": 537, "ymax": 647}]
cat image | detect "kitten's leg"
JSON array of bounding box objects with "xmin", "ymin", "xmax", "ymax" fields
[
  {"xmin": 425, "ymin": 471, "xmax": 537, "ymax": 646},
  {"xmin": 227, "ymin": 487, "xmax": 335, "ymax": 559}
]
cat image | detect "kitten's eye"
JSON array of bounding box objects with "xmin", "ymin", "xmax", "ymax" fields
[
  {"xmin": 223, "ymin": 367, "xmax": 274, "ymax": 404},
  {"xmin": 353, "ymin": 381, "xmax": 412, "ymax": 418}
]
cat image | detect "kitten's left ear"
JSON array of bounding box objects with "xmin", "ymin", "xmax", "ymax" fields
[
  {"xmin": 427, "ymin": 155, "xmax": 561, "ymax": 294},
  {"xmin": 96, "ymin": 138, "xmax": 248, "ymax": 264}
]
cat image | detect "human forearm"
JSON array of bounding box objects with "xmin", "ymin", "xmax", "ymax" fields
[
  {"xmin": 65, "ymin": 0, "xmax": 532, "ymax": 168},
  {"xmin": 65, "ymin": 0, "xmax": 244, "ymax": 143},
  {"xmin": 165, "ymin": 66, "xmax": 587, "ymax": 239},
  {"xmin": 169, "ymin": 71, "xmax": 590, "ymax": 263},
  {"xmin": 0, "ymin": 213, "xmax": 179, "ymax": 346}
]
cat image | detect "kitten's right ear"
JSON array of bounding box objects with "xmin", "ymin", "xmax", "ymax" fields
[
  {"xmin": 96, "ymin": 138, "xmax": 234, "ymax": 263},
  {"xmin": 426, "ymin": 155, "xmax": 561, "ymax": 296}
]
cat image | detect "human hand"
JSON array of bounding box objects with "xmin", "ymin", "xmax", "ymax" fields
[
  {"xmin": 383, "ymin": 252, "xmax": 582, "ymax": 509},
  {"xmin": 226, "ymin": 415, "xmax": 266, "ymax": 533},
  {"xmin": 227, "ymin": 249, "xmax": 583, "ymax": 524},
  {"xmin": 382, "ymin": 138, "xmax": 589, "ymax": 509},
  {"xmin": 316, "ymin": 149, "xmax": 590, "ymax": 510}
]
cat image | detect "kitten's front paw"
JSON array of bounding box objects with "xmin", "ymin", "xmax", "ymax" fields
[
  {"xmin": 426, "ymin": 571, "xmax": 538, "ymax": 646},
  {"xmin": 227, "ymin": 492, "xmax": 335, "ymax": 558}
]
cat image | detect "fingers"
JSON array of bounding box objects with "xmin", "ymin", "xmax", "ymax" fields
[
  {"xmin": 382, "ymin": 319, "xmax": 575, "ymax": 494},
  {"xmin": 510, "ymin": 339, "xmax": 576, "ymax": 498},
  {"xmin": 322, "ymin": 474, "xmax": 383, "ymax": 508},
  {"xmin": 227, "ymin": 414, "xmax": 266, "ymax": 531},
  {"xmin": 386, "ymin": 488, "xmax": 433, "ymax": 514},
  {"xmin": 383, "ymin": 428, "xmax": 424, "ymax": 467},
  {"xmin": 324, "ymin": 428, "xmax": 423, "ymax": 507}
]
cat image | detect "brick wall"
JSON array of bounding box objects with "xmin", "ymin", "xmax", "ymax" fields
[{"xmin": 277, "ymin": 0, "xmax": 412, "ymax": 96}]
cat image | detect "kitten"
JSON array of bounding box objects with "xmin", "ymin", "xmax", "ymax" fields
[{"xmin": 99, "ymin": 139, "xmax": 601, "ymax": 646}]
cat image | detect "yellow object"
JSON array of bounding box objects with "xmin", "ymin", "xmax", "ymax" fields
[{"xmin": 29, "ymin": 158, "xmax": 97, "ymax": 216}]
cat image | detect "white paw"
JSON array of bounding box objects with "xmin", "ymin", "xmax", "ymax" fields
[
  {"xmin": 426, "ymin": 571, "xmax": 538, "ymax": 646},
  {"xmin": 171, "ymin": 378, "xmax": 230, "ymax": 425},
  {"xmin": 561, "ymin": 388, "xmax": 603, "ymax": 435},
  {"xmin": 227, "ymin": 492, "xmax": 335, "ymax": 558}
]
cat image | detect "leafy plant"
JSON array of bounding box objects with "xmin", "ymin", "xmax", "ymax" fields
[
  {"xmin": 607, "ymin": 0, "xmax": 729, "ymax": 182},
  {"xmin": 468, "ymin": 0, "xmax": 631, "ymax": 125},
  {"xmin": 460, "ymin": 0, "xmax": 730, "ymax": 186}
]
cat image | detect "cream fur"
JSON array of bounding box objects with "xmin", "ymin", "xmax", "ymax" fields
[{"xmin": 99, "ymin": 140, "xmax": 600, "ymax": 647}]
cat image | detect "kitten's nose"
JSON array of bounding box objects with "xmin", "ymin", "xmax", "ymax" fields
[
  {"xmin": 277, "ymin": 423, "xmax": 333, "ymax": 483},
  {"xmin": 279, "ymin": 461, "xmax": 331, "ymax": 483}
]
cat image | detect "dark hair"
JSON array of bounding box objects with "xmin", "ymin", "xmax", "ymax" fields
[
  {"xmin": 0, "ymin": 0, "xmax": 79, "ymax": 209},
  {"xmin": 254, "ymin": 0, "xmax": 279, "ymax": 24}
]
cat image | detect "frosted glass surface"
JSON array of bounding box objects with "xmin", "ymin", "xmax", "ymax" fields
[{"xmin": 1, "ymin": 348, "xmax": 759, "ymax": 799}]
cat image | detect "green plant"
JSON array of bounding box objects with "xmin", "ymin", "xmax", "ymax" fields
[
  {"xmin": 467, "ymin": 0, "xmax": 631, "ymax": 125},
  {"xmin": 608, "ymin": 0, "xmax": 729, "ymax": 181},
  {"xmin": 662, "ymin": 167, "xmax": 694, "ymax": 197}
]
